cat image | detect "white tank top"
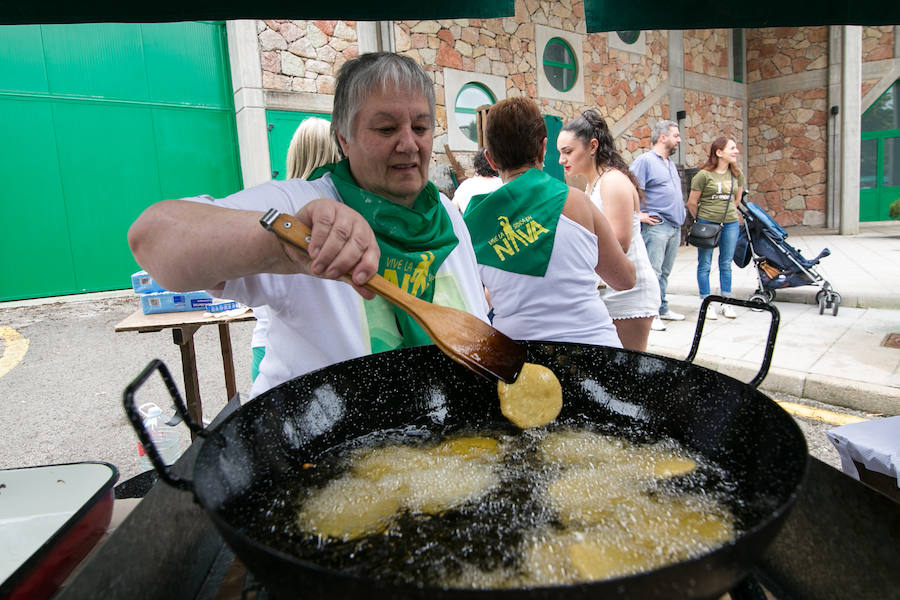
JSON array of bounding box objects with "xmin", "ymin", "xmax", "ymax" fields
[{"xmin": 479, "ymin": 214, "xmax": 622, "ymax": 347}]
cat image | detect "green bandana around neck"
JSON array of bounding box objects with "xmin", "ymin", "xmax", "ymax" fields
[
  {"xmin": 463, "ymin": 169, "xmax": 567, "ymax": 277},
  {"xmin": 311, "ymin": 160, "xmax": 459, "ymax": 348}
]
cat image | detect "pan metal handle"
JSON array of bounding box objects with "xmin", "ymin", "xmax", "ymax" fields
[
  {"xmin": 123, "ymin": 359, "xmax": 207, "ymax": 491},
  {"xmin": 685, "ymin": 295, "xmax": 779, "ymax": 389}
]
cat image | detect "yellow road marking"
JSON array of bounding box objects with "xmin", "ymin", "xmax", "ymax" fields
[
  {"xmin": 0, "ymin": 326, "xmax": 29, "ymax": 378},
  {"xmin": 776, "ymin": 400, "xmax": 868, "ymax": 426}
]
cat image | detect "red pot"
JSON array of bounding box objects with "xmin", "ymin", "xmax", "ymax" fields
[{"xmin": 0, "ymin": 462, "xmax": 119, "ymax": 600}]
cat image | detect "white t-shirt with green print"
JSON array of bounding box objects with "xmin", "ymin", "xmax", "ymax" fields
[{"xmin": 186, "ymin": 174, "xmax": 490, "ymax": 399}]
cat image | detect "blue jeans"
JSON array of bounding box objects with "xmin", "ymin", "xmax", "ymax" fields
[
  {"xmin": 641, "ymin": 221, "xmax": 681, "ymax": 314},
  {"xmin": 696, "ymin": 220, "xmax": 740, "ymax": 297}
]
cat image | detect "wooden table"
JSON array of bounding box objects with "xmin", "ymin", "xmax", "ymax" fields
[{"xmin": 115, "ymin": 308, "xmax": 255, "ymax": 437}]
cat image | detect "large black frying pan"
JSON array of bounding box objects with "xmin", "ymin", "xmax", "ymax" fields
[{"xmin": 125, "ymin": 297, "xmax": 807, "ymax": 600}]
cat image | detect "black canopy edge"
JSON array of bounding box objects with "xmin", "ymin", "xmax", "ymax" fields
[{"xmin": 0, "ymin": 0, "xmax": 516, "ymax": 26}]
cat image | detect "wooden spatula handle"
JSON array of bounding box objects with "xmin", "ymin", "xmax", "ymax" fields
[
  {"xmin": 265, "ymin": 212, "xmax": 311, "ymax": 248},
  {"xmin": 263, "ymin": 212, "xmax": 353, "ymax": 285}
]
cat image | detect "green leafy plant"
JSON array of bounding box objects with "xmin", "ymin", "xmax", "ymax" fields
[{"xmin": 890, "ymin": 198, "xmax": 900, "ymax": 220}]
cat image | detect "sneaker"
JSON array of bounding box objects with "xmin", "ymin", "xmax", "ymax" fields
[
  {"xmin": 659, "ymin": 310, "xmax": 685, "ymax": 321},
  {"xmin": 721, "ymin": 304, "xmax": 737, "ymax": 319},
  {"xmin": 705, "ymin": 304, "xmax": 718, "ymax": 320},
  {"xmin": 650, "ymin": 317, "xmax": 667, "ymax": 331}
]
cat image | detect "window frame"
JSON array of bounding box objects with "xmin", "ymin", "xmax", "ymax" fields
[
  {"xmin": 454, "ymin": 82, "xmax": 495, "ymax": 144},
  {"xmin": 608, "ymin": 29, "xmax": 646, "ymax": 55},
  {"xmin": 534, "ymin": 24, "xmax": 584, "ymax": 103},
  {"xmin": 542, "ymin": 37, "xmax": 578, "ymax": 93},
  {"xmin": 443, "ymin": 68, "xmax": 506, "ymax": 152}
]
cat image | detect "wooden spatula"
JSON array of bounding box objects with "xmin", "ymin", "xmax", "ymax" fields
[{"xmin": 260, "ymin": 209, "xmax": 525, "ymax": 383}]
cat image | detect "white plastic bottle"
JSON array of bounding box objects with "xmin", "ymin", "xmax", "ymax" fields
[{"xmin": 137, "ymin": 402, "xmax": 182, "ymax": 471}]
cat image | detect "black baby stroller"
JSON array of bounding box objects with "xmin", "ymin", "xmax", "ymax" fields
[{"xmin": 733, "ymin": 195, "xmax": 841, "ymax": 315}]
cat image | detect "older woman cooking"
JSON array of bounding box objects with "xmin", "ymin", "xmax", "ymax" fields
[
  {"xmin": 128, "ymin": 52, "xmax": 489, "ymax": 398},
  {"xmin": 463, "ymin": 97, "xmax": 635, "ymax": 347}
]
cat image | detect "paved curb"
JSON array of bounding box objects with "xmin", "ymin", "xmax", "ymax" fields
[
  {"xmin": 665, "ymin": 283, "xmax": 900, "ymax": 311},
  {"xmin": 647, "ymin": 346, "xmax": 900, "ymax": 416}
]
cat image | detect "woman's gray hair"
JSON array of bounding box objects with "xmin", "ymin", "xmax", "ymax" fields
[
  {"xmin": 650, "ymin": 119, "xmax": 678, "ymax": 144},
  {"xmin": 331, "ymin": 52, "xmax": 435, "ymax": 152}
]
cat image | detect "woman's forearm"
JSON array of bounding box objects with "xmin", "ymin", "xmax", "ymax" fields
[
  {"xmin": 128, "ymin": 200, "xmax": 288, "ymax": 292},
  {"xmin": 592, "ymin": 209, "xmax": 636, "ymax": 291},
  {"xmin": 686, "ymin": 189, "xmax": 701, "ymax": 217}
]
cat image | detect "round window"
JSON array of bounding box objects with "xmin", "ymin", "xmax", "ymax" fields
[
  {"xmin": 542, "ymin": 37, "xmax": 577, "ymax": 93},
  {"xmin": 455, "ymin": 83, "xmax": 495, "ymax": 143},
  {"xmin": 616, "ymin": 31, "xmax": 640, "ymax": 45}
]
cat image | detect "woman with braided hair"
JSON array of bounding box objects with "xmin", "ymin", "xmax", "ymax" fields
[{"xmin": 557, "ymin": 109, "xmax": 660, "ymax": 351}]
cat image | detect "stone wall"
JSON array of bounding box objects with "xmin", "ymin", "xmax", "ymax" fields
[
  {"xmin": 585, "ymin": 30, "xmax": 667, "ymax": 125},
  {"xmin": 252, "ymin": 17, "xmax": 837, "ymax": 225},
  {"xmin": 258, "ymin": 20, "xmax": 358, "ymax": 95},
  {"xmin": 683, "ymin": 29, "xmax": 730, "ymax": 78},
  {"xmin": 747, "ymin": 90, "xmax": 827, "ymax": 226},
  {"xmin": 744, "ymin": 27, "xmax": 829, "ymax": 226},
  {"xmin": 862, "ymin": 26, "xmax": 894, "ymax": 62},
  {"xmin": 746, "ymin": 26, "xmax": 828, "ymax": 83},
  {"xmin": 617, "ymin": 105, "xmax": 669, "ymax": 164},
  {"xmin": 680, "ymin": 29, "xmax": 745, "ymax": 186},
  {"xmin": 682, "ymin": 90, "xmax": 744, "ymax": 170},
  {"xmin": 253, "ymin": 2, "xmax": 673, "ymax": 193}
]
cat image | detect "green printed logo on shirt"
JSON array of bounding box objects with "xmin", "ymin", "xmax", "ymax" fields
[
  {"xmin": 311, "ymin": 159, "xmax": 459, "ymax": 349},
  {"xmin": 463, "ymin": 169, "xmax": 566, "ymax": 277}
]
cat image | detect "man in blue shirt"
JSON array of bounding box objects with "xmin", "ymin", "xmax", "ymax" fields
[{"xmin": 630, "ymin": 119, "xmax": 686, "ymax": 331}]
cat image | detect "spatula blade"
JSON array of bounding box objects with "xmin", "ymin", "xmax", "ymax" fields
[{"xmin": 420, "ymin": 309, "xmax": 526, "ymax": 384}]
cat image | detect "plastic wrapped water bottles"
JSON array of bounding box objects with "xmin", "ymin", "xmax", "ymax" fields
[{"xmin": 137, "ymin": 402, "xmax": 182, "ymax": 471}]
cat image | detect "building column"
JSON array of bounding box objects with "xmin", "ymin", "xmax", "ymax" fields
[
  {"xmin": 826, "ymin": 27, "xmax": 842, "ymax": 229},
  {"xmin": 357, "ymin": 21, "xmax": 395, "ymax": 53},
  {"xmin": 839, "ymin": 26, "xmax": 862, "ymax": 235},
  {"xmin": 226, "ymin": 20, "xmax": 271, "ymax": 189},
  {"xmin": 667, "ymin": 30, "xmax": 686, "ymax": 166}
]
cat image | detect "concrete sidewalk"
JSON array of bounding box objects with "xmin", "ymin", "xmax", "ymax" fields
[
  {"xmin": 647, "ymin": 220, "xmax": 900, "ymax": 415},
  {"xmin": 667, "ymin": 220, "xmax": 900, "ymax": 309}
]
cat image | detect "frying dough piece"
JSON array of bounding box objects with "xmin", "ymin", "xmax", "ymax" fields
[
  {"xmin": 540, "ymin": 430, "xmax": 626, "ymax": 465},
  {"xmin": 568, "ymin": 540, "xmax": 647, "ymax": 581},
  {"xmin": 497, "ymin": 362, "xmax": 562, "ymax": 428},
  {"xmin": 651, "ymin": 455, "xmax": 697, "ymax": 478},
  {"xmin": 432, "ymin": 436, "xmax": 501, "ymax": 459},
  {"xmin": 547, "ymin": 467, "xmax": 646, "ymax": 526},
  {"xmin": 296, "ymin": 475, "xmax": 403, "ymax": 540}
]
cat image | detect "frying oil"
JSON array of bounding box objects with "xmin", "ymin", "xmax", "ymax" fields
[{"xmin": 251, "ymin": 427, "xmax": 739, "ymax": 589}]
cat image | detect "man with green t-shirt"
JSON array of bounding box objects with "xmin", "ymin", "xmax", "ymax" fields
[{"xmin": 128, "ymin": 52, "xmax": 490, "ymax": 398}]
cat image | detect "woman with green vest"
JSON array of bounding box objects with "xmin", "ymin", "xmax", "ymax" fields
[{"xmin": 463, "ymin": 97, "xmax": 635, "ymax": 347}]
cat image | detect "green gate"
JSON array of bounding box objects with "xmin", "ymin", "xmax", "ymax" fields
[
  {"xmin": 266, "ymin": 110, "xmax": 332, "ymax": 180},
  {"xmin": 860, "ymin": 80, "xmax": 900, "ymax": 222},
  {"xmin": 0, "ymin": 22, "xmax": 242, "ymax": 301},
  {"xmin": 542, "ymin": 113, "xmax": 565, "ymax": 182}
]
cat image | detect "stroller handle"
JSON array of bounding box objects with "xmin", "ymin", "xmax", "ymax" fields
[{"xmin": 686, "ymin": 295, "xmax": 779, "ymax": 388}]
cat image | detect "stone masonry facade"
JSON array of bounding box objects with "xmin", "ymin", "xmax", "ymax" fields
[
  {"xmin": 744, "ymin": 27, "xmax": 829, "ymax": 225},
  {"xmin": 257, "ymin": 19, "xmax": 359, "ymax": 95},
  {"xmin": 681, "ymin": 28, "xmax": 744, "ymax": 172},
  {"xmin": 254, "ymin": 12, "xmax": 898, "ymax": 226}
]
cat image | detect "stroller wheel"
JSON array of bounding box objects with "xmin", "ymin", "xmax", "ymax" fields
[
  {"xmin": 831, "ymin": 292, "xmax": 841, "ymax": 316},
  {"xmin": 749, "ymin": 293, "xmax": 769, "ymax": 310},
  {"xmin": 765, "ymin": 289, "xmax": 776, "ymax": 303},
  {"xmin": 818, "ymin": 291, "xmax": 826, "ymax": 315}
]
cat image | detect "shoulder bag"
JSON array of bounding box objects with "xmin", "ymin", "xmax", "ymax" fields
[{"xmin": 687, "ymin": 172, "xmax": 733, "ymax": 249}]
